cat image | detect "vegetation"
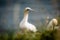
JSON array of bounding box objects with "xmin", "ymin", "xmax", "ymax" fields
[{"xmin": 0, "ymin": 29, "xmax": 58, "ymax": 40}]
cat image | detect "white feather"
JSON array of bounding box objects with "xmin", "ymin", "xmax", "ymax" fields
[
  {"xmin": 47, "ymin": 18, "xmax": 58, "ymax": 30},
  {"xmin": 19, "ymin": 7, "xmax": 37, "ymax": 32}
]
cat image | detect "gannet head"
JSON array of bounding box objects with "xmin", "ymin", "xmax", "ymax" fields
[
  {"xmin": 25, "ymin": 7, "xmax": 33, "ymax": 11},
  {"xmin": 52, "ymin": 18, "xmax": 58, "ymax": 25}
]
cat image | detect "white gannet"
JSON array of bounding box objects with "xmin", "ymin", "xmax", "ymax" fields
[
  {"xmin": 19, "ymin": 7, "xmax": 37, "ymax": 32},
  {"xmin": 47, "ymin": 18, "xmax": 58, "ymax": 30}
]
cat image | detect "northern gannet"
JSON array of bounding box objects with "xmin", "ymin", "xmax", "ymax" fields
[
  {"xmin": 19, "ymin": 7, "xmax": 37, "ymax": 32},
  {"xmin": 47, "ymin": 18, "xmax": 58, "ymax": 30}
]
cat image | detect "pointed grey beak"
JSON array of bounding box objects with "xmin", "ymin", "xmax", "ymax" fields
[
  {"xmin": 30, "ymin": 8, "xmax": 37, "ymax": 12},
  {"xmin": 30, "ymin": 9, "xmax": 35, "ymax": 12}
]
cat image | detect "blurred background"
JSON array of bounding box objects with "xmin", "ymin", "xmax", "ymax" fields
[{"xmin": 0, "ymin": 0, "xmax": 60, "ymax": 32}]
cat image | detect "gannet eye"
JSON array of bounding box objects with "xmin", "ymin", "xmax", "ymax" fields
[{"xmin": 26, "ymin": 9, "xmax": 30, "ymax": 11}]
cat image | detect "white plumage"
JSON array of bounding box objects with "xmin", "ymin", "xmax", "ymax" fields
[
  {"xmin": 47, "ymin": 18, "xmax": 58, "ymax": 30},
  {"xmin": 19, "ymin": 7, "xmax": 37, "ymax": 32}
]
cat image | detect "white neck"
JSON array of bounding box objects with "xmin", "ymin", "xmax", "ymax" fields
[{"xmin": 23, "ymin": 11, "xmax": 29, "ymax": 22}]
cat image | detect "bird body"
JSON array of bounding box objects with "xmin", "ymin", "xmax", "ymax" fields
[
  {"xmin": 47, "ymin": 18, "xmax": 58, "ymax": 30},
  {"xmin": 20, "ymin": 7, "xmax": 37, "ymax": 32},
  {"xmin": 20, "ymin": 21, "xmax": 37, "ymax": 32}
]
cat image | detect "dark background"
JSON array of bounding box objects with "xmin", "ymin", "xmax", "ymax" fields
[{"xmin": 0, "ymin": 0, "xmax": 60, "ymax": 31}]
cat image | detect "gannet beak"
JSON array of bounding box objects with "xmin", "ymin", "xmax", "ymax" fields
[
  {"xmin": 30, "ymin": 9, "xmax": 35, "ymax": 11},
  {"xmin": 30, "ymin": 8, "xmax": 36, "ymax": 12}
]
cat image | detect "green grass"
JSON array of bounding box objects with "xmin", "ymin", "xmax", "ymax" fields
[{"xmin": 0, "ymin": 30, "xmax": 57, "ymax": 40}]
